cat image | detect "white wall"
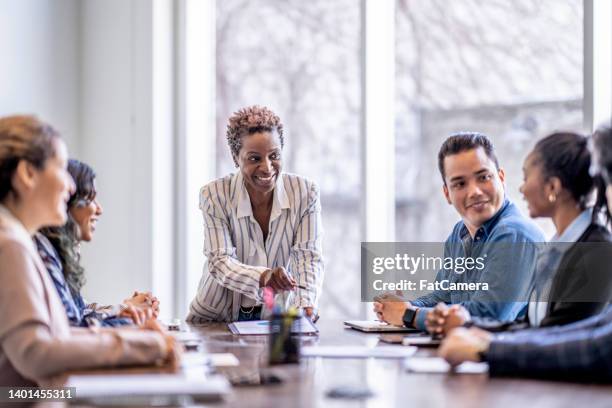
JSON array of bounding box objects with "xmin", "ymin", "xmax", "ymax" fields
[
  {"xmin": 1, "ymin": 0, "xmax": 183, "ymax": 320},
  {"xmin": 79, "ymin": 0, "xmax": 175, "ymax": 319},
  {"xmin": 0, "ymin": 0, "xmax": 80, "ymax": 152}
]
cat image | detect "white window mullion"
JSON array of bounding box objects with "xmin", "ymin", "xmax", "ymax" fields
[
  {"xmin": 175, "ymin": 0, "xmax": 216, "ymax": 316},
  {"xmin": 362, "ymin": 0, "xmax": 396, "ymax": 243},
  {"xmin": 584, "ymin": 0, "xmax": 612, "ymax": 131},
  {"xmin": 361, "ymin": 0, "xmax": 395, "ymax": 318}
]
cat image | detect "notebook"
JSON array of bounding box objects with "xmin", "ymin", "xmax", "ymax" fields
[
  {"xmin": 228, "ymin": 316, "xmax": 319, "ymax": 335},
  {"xmin": 343, "ymin": 320, "xmax": 421, "ymax": 333}
]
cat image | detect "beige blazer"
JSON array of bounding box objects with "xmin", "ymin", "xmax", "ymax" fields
[{"xmin": 0, "ymin": 205, "xmax": 167, "ymax": 386}]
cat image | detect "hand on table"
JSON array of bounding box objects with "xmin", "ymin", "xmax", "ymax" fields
[
  {"xmin": 124, "ymin": 291, "xmax": 160, "ymax": 318},
  {"xmin": 303, "ymin": 306, "xmax": 319, "ymax": 323},
  {"xmin": 143, "ymin": 319, "xmax": 183, "ymax": 371},
  {"xmin": 372, "ymin": 292, "xmax": 411, "ymax": 327},
  {"xmin": 425, "ymin": 303, "xmax": 471, "ymax": 336},
  {"xmin": 438, "ymin": 327, "xmax": 492, "ymax": 366},
  {"xmin": 119, "ymin": 304, "xmax": 154, "ymax": 327}
]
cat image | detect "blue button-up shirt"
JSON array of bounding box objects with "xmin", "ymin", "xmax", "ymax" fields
[{"xmin": 411, "ymin": 199, "xmax": 545, "ymax": 330}]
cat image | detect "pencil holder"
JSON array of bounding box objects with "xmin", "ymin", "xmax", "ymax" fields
[{"xmin": 268, "ymin": 312, "xmax": 300, "ymax": 365}]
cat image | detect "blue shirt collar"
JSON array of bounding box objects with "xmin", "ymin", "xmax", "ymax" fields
[
  {"xmin": 459, "ymin": 197, "xmax": 510, "ymax": 240},
  {"xmin": 551, "ymin": 208, "xmax": 592, "ymax": 243}
]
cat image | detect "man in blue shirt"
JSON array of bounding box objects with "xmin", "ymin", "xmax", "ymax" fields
[
  {"xmin": 438, "ymin": 124, "xmax": 612, "ymax": 382},
  {"xmin": 374, "ymin": 132, "xmax": 545, "ymax": 331}
]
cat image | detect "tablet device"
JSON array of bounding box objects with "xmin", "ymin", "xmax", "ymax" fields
[
  {"xmin": 401, "ymin": 335, "xmax": 441, "ymax": 347},
  {"xmin": 343, "ymin": 320, "xmax": 420, "ymax": 333}
]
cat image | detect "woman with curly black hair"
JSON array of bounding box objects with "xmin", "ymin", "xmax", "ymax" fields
[
  {"xmin": 187, "ymin": 105, "xmax": 324, "ymax": 322},
  {"xmin": 37, "ymin": 159, "xmax": 159, "ymax": 327}
]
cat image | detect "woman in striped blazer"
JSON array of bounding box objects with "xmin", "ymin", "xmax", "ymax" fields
[{"xmin": 187, "ymin": 106, "xmax": 324, "ymax": 322}]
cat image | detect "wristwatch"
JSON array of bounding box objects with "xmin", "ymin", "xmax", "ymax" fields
[{"xmin": 402, "ymin": 307, "xmax": 418, "ymax": 327}]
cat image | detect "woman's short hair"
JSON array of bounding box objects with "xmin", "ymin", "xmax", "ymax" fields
[
  {"xmin": 226, "ymin": 105, "xmax": 284, "ymax": 167},
  {"xmin": 0, "ymin": 115, "xmax": 60, "ymax": 202}
]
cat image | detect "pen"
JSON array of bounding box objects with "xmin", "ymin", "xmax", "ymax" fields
[{"xmin": 297, "ymin": 284, "xmax": 307, "ymax": 290}]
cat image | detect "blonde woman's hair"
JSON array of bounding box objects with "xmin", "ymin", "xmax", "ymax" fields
[{"xmin": 0, "ymin": 115, "xmax": 60, "ymax": 202}]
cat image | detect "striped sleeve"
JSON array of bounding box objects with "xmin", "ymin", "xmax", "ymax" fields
[
  {"xmin": 200, "ymin": 182, "xmax": 267, "ymax": 302},
  {"xmin": 186, "ymin": 273, "xmax": 233, "ymax": 322},
  {"xmin": 290, "ymin": 179, "xmax": 324, "ymax": 307}
]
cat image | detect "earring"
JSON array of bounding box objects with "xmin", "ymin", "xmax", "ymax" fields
[{"xmin": 548, "ymin": 194, "xmax": 556, "ymax": 203}]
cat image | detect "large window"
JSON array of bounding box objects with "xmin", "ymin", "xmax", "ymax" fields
[
  {"xmin": 395, "ymin": 0, "xmax": 584, "ymax": 240},
  {"xmin": 215, "ymin": 0, "xmax": 362, "ymax": 319},
  {"xmin": 179, "ymin": 0, "xmax": 602, "ymax": 319}
]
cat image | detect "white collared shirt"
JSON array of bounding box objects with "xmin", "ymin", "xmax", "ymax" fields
[{"xmin": 187, "ymin": 172, "xmax": 324, "ymax": 322}]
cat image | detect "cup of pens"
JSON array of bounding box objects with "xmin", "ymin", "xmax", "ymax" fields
[{"xmin": 264, "ymin": 288, "xmax": 301, "ymax": 365}]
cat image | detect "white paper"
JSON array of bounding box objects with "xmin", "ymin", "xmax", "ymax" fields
[
  {"xmin": 170, "ymin": 331, "xmax": 201, "ymax": 342},
  {"xmin": 66, "ymin": 373, "xmax": 231, "ymax": 398},
  {"xmin": 228, "ymin": 316, "xmax": 318, "ymax": 335},
  {"xmin": 404, "ymin": 357, "xmax": 489, "ymax": 374},
  {"xmin": 208, "ymin": 353, "xmax": 240, "ymax": 367},
  {"xmin": 301, "ymin": 345, "xmax": 417, "ymax": 359},
  {"xmin": 180, "ymin": 352, "xmax": 239, "ymax": 368},
  {"xmin": 180, "ymin": 352, "xmax": 209, "ymax": 368}
]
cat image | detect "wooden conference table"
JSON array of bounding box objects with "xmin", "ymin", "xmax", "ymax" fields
[{"xmin": 55, "ymin": 319, "xmax": 611, "ymax": 407}]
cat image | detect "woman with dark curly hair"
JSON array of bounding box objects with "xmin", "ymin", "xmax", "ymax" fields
[
  {"xmin": 187, "ymin": 105, "xmax": 324, "ymax": 322},
  {"xmin": 36, "ymin": 159, "xmax": 160, "ymax": 327}
]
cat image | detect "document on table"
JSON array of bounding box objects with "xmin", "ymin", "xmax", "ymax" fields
[
  {"xmin": 404, "ymin": 357, "xmax": 489, "ymax": 374},
  {"xmin": 301, "ymin": 345, "xmax": 418, "ymax": 359},
  {"xmin": 170, "ymin": 331, "xmax": 201, "ymax": 342},
  {"xmin": 180, "ymin": 352, "xmax": 239, "ymax": 368},
  {"xmin": 228, "ymin": 316, "xmax": 319, "ymax": 335},
  {"xmin": 66, "ymin": 373, "xmax": 231, "ymax": 400}
]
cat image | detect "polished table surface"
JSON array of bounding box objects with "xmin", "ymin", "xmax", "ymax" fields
[
  {"xmin": 59, "ymin": 319, "xmax": 612, "ymax": 408},
  {"xmin": 190, "ymin": 319, "xmax": 611, "ymax": 407}
]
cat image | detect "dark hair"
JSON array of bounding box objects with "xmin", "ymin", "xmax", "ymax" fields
[
  {"xmin": 532, "ymin": 132, "xmax": 593, "ymax": 208},
  {"xmin": 40, "ymin": 159, "xmax": 97, "ymax": 294},
  {"xmin": 592, "ymin": 124, "xmax": 612, "ymax": 226},
  {"xmin": 532, "ymin": 131, "xmax": 610, "ymax": 226},
  {"xmin": 437, "ymin": 132, "xmax": 499, "ymax": 182},
  {"xmin": 0, "ymin": 115, "xmax": 60, "ymax": 202},
  {"xmin": 592, "ymin": 124, "xmax": 612, "ymax": 183}
]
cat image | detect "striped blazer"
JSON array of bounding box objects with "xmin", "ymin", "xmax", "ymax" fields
[{"xmin": 186, "ymin": 172, "xmax": 324, "ymax": 322}]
